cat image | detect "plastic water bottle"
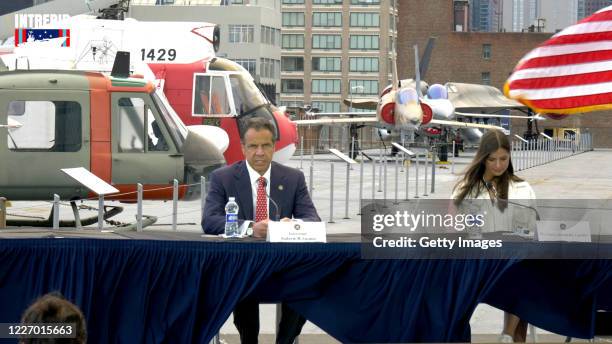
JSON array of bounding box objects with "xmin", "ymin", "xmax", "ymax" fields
[{"xmin": 224, "ymin": 197, "xmax": 239, "ymax": 237}]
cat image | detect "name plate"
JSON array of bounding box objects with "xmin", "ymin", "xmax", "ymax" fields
[
  {"xmin": 267, "ymin": 221, "xmax": 327, "ymax": 243},
  {"xmin": 536, "ymin": 220, "xmax": 591, "ymax": 242}
]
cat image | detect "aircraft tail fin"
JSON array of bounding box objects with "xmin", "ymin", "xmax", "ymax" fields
[
  {"xmin": 419, "ymin": 37, "xmax": 436, "ymax": 80},
  {"xmin": 391, "ymin": 38, "xmax": 398, "ymax": 91}
]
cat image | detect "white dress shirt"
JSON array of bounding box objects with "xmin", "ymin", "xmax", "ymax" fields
[
  {"xmin": 452, "ymin": 180, "xmax": 537, "ymax": 233},
  {"xmin": 245, "ymin": 161, "xmax": 271, "ymax": 220}
]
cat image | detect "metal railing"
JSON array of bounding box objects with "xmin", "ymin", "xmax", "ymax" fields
[
  {"xmin": 511, "ymin": 133, "xmax": 593, "ymax": 172},
  {"xmin": 0, "ymin": 133, "xmax": 594, "ymax": 230}
]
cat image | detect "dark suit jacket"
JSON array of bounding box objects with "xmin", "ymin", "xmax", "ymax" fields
[{"xmin": 202, "ymin": 161, "xmax": 320, "ymax": 235}]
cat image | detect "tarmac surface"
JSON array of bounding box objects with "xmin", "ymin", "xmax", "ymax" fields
[{"xmin": 4, "ymin": 146, "xmax": 611, "ymax": 342}]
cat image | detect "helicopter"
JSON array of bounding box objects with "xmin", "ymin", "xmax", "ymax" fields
[
  {"xmin": 1, "ymin": 14, "xmax": 298, "ymax": 165},
  {"xmin": 0, "ymin": 63, "xmax": 228, "ymax": 204}
]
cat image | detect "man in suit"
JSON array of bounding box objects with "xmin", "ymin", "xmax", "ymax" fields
[{"xmin": 202, "ymin": 117, "xmax": 320, "ymax": 344}]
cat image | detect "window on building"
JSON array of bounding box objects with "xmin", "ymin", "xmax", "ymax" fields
[
  {"xmin": 351, "ymin": 0, "xmax": 380, "ymax": 4},
  {"xmin": 482, "ymin": 44, "xmax": 491, "ymax": 59},
  {"xmin": 312, "ymin": 34, "xmax": 342, "ymax": 49},
  {"xmin": 481, "ymin": 72, "xmax": 491, "ymax": 85},
  {"xmin": 311, "ymin": 101, "xmax": 341, "ymax": 112},
  {"xmin": 232, "ymin": 59, "xmax": 256, "ymax": 77},
  {"xmin": 261, "ymin": 26, "xmax": 280, "ymax": 45},
  {"xmin": 312, "ymin": 57, "xmax": 341, "ymax": 72},
  {"xmin": 282, "ymin": 34, "xmax": 304, "ymax": 49},
  {"xmin": 312, "ymin": 12, "xmax": 342, "ymax": 27},
  {"xmin": 349, "ymin": 35, "xmax": 379, "ymax": 50},
  {"xmin": 228, "ymin": 25, "xmax": 254, "ymax": 43},
  {"xmin": 282, "ymin": 0, "xmax": 304, "ymax": 3},
  {"xmin": 275, "ymin": 60, "xmax": 281, "ymax": 79},
  {"xmin": 349, "ymin": 57, "xmax": 379, "ymax": 72},
  {"xmin": 260, "ymin": 58, "xmax": 278, "ymax": 79},
  {"xmin": 7, "ymin": 100, "xmax": 82, "ymax": 152},
  {"xmin": 283, "ymin": 12, "xmax": 305, "ymax": 26},
  {"xmin": 282, "ymin": 56, "xmax": 304, "ymax": 72},
  {"xmin": 282, "ymin": 79, "xmax": 304, "ymax": 93},
  {"xmin": 349, "ymin": 12, "xmax": 380, "ymax": 27},
  {"xmin": 280, "ymin": 100, "xmax": 304, "ymax": 108},
  {"xmin": 313, "ymin": 0, "xmax": 342, "ymax": 4},
  {"xmin": 349, "ymin": 79, "xmax": 379, "ymax": 95},
  {"xmin": 261, "ymin": 26, "xmax": 269, "ymax": 45},
  {"xmin": 261, "ymin": 58, "xmax": 269, "ymax": 79},
  {"xmin": 312, "ymin": 79, "xmax": 341, "ymax": 94}
]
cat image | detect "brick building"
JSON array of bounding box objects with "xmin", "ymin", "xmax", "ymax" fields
[{"xmin": 397, "ymin": 0, "xmax": 612, "ymax": 148}]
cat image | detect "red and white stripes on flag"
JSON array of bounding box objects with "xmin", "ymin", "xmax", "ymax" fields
[{"xmin": 504, "ymin": 5, "xmax": 612, "ymax": 114}]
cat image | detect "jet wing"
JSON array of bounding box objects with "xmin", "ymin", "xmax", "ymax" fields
[
  {"xmin": 455, "ymin": 111, "xmax": 544, "ymax": 121},
  {"xmin": 447, "ymin": 82, "xmax": 527, "ymax": 112},
  {"xmin": 310, "ymin": 112, "xmax": 376, "ymax": 116},
  {"xmin": 341, "ymin": 98, "xmax": 378, "ymax": 110},
  {"xmin": 430, "ymin": 119, "xmax": 505, "ymax": 131},
  {"xmin": 294, "ymin": 116, "xmax": 379, "ymax": 126}
]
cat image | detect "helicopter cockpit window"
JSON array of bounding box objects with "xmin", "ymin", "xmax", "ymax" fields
[
  {"xmin": 117, "ymin": 97, "xmax": 146, "ymax": 153},
  {"xmin": 147, "ymin": 118, "xmax": 169, "ymax": 152},
  {"xmin": 118, "ymin": 97, "xmax": 171, "ymax": 153},
  {"xmin": 225, "ymin": 73, "xmax": 278, "ymax": 140},
  {"xmin": 6, "ymin": 100, "xmax": 81, "ymax": 152},
  {"xmin": 193, "ymin": 75, "xmax": 231, "ymax": 116},
  {"xmin": 229, "ymin": 74, "xmax": 268, "ymax": 116}
]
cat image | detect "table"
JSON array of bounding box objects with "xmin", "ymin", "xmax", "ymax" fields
[{"xmin": 0, "ymin": 230, "xmax": 609, "ymax": 343}]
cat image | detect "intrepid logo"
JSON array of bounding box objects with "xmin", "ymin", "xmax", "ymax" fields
[
  {"xmin": 14, "ymin": 13, "xmax": 71, "ymax": 47},
  {"xmin": 14, "ymin": 14, "xmax": 70, "ymax": 29}
]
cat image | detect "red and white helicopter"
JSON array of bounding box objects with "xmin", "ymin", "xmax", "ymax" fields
[{"xmin": 1, "ymin": 14, "xmax": 298, "ymax": 164}]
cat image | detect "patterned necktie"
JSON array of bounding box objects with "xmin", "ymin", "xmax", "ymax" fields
[{"xmin": 255, "ymin": 176, "xmax": 267, "ymax": 222}]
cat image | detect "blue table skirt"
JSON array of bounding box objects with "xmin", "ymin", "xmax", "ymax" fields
[
  {"xmin": 482, "ymin": 259, "xmax": 612, "ymax": 339},
  {"xmin": 0, "ymin": 238, "xmax": 609, "ymax": 343}
]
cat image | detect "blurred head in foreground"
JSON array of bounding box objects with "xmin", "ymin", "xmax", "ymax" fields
[{"xmin": 21, "ymin": 292, "xmax": 87, "ymax": 344}]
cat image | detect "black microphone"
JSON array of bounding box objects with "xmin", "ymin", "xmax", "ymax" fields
[
  {"xmin": 484, "ymin": 181, "xmax": 498, "ymax": 200},
  {"xmin": 484, "ymin": 180, "xmax": 540, "ymax": 221},
  {"xmin": 261, "ymin": 178, "xmax": 281, "ymax": 221}
]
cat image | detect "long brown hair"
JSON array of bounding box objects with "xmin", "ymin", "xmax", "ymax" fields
[{"xmin": 453, "ymin": 129, "xmax": 522, "ymax": 210}]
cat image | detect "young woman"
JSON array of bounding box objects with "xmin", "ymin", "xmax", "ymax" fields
[{"xmin": 452, "ymin": 129, "xmax": 536, "ymax": 342}]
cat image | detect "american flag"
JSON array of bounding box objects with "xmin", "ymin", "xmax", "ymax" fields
[
  {"xmin": 14, "ymin": 29, "xmax": 70, "ymax": 47},
  {"xmin": 504, "ymin": 5, "xmax": 612, "ymax": 114}
]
